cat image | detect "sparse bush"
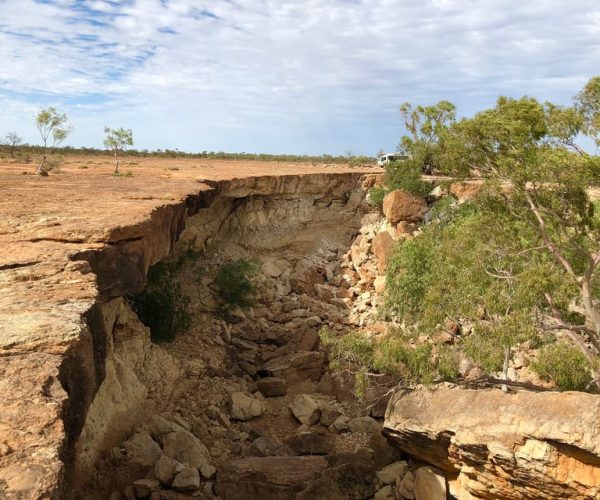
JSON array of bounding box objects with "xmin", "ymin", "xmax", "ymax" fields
[
  {"xmin": 132, "ymin": 261, "xmax": 190, "ymax": 343},
  {"xmin": 368, "ymin": 186, "xmax": 387, "ymax": 208},
  {"xmin": 215, "ymin": 259, "xmax": 259, "ymax": 308},
  {"xmin": 532, "ymin": 341, "xmax": 593, "ymax": 391},
  {"xmin": 385, "ymin": 159, "xmax": 431, "ymax": 196}
]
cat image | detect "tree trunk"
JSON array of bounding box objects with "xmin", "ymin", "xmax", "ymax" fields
[
  {"xmin": 114, "ymin": 151, "xmax": 119, "ymax": 174},
  {"xmin": 37, "ymin": 154, "xmax": 48, "ymax": 176}
]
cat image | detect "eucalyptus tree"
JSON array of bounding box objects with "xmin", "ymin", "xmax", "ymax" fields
[
  {"xmin": 104, "ymin": 126, "xmax": 134, "ymax": 174},
  {"xmin": 35, "ymin": 107, "xmax": 71, "ymax": 176}
]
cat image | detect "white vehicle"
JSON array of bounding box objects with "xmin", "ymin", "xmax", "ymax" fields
[{"xmin": 377, "ymin": 152, "xmax": 409, "ymax": 167}]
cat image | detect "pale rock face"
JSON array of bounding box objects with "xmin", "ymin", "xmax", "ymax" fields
[
  {"xmin": 162, "ymin": 430, "xmax": 210, "ymax": 469},
  {"xmin": 414, "ymin": 466, "xmax": 447, "ymax": 500},
  {"xmin": 376, "ymin": 461, "xmax": 409, "ymax": 486},
  {"xmin": 383, "ymin": 386, "xmax": 600, "ymax": 499},
  {"xmin": 289, "ymin": 394, "xmax": 321, "ymax": 425},
  {"xmin": 229, "ymin": 392, "xmax": 267, "ymax": 421},
  {"xmin": 382, "ymin": 189, "xmax": 428, "ymax": 224},
  {"xmin": 123, "ymin": 432, "xmax": 162, "ymax": 467}
]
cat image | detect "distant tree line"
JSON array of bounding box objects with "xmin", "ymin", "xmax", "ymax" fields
[{"xmin": 1, "ymin": 108, "xmax": 375, "ymax": 175}]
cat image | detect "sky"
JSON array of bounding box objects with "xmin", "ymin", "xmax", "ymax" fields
[{"xmin": 0, "ymin": 0, "xmax": 599, "ymax": 156}]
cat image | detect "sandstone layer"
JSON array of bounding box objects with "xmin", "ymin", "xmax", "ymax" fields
[{"xmin": 383, "ymin": 386, "xmax": 600, "ymax": 499}]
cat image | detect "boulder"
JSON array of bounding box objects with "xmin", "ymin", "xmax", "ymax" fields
[
  {"xmin": 319, "ymin": 407, "xmax": 342, "ymax": 427},
  {"xmin": 397, "ymin": 470, "xmax": 415, "ymax": 499},
  {"xmin": 383, "ymin": 386, "xmax": 600, "ymax": 499},
  {"xmin": 285, "ymin": 430, "xmax": 333, "ymax": 456},
  {"xmin": 162, "ymin": 430, "xmax": 210, "ymax": 469},
  {"xmin": 376, "ymin": 461, "xmax": 409, "ymax": 486},
  {"xmin": 262, "ymin": 351, "xmax": 324, "ymax": 383},
  {"xmin": 374, "ymin": 485, "xmax": 393, "ymax": 500},
  {"xmin": 414, "ymin": 466, "xmax": 446, "ymax": 500},
  {"xmin": 171, "ymin": 467, "xmax": 200, "ymax": 492},
  {"xmin": 371, "ymin": 231, "xmax": 395, "ymax": 272},
  {"xmin": 289, "ymin": 395, "xmax": 321, "ymax": 425},
  {"xmin": 256, "ymin": 377, "xmax": 287, "ymax": 397},
  {"xmin": 215, "ymin": 456, "xmax": 328, "ymax": 499},
  {"xmin": 373, "ymin": 275, "xmax": 387, "ymax": 294},
  {"xmin": 382, "ymin": 189, "xmax": 428, "ymax": 224},
  {"xmin": 123, "ymin": 432, "xmax": 162, "ymax": 467},
  {"xmin": 348, "ymin": 416, "xmax": 381, "ymax": 435},
  {"xmin": 229, "ymin": 392, "xmax": 267, "ymax": 421},
  {"xmin": 154, "ymin": 454, "xmax": 184, "ymax": 486}
]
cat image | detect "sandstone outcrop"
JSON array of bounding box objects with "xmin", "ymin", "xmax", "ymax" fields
[
  {"xmin": 383, "ymin": 386, "xmax": 600, "ymax": 499},
  {"xmin": 382, "ymin": 189, "xmax": 428, "ymax": 224}
]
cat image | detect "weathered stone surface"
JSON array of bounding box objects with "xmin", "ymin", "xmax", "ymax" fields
[
  {"xmin": 256, "ymin": 377, "xmax": 287, "ymax": 397},
  {"xmin": 348, "ymin": 416, "xmax": 381, "ymax": 435},
  {"xmin": 229, "ymin": 392, "xmax": 267, "ymax": 421},
  {"xmin": 371, "ymin": 231, "xmax": 395, "ymax": 272},
  {"xmin": 319, "ymin": 407, "xmax": 342, "ymax": 427},
  {"xmin": 376, "ymin": 461, "xmax": 409, "ymax": 486},
  {"xmin": 261, "ymin": 351, "xmax": 324, "ymax": 383},
  {"xmin": 162, "ymin": 430, "xmax": 210, "ymax": 469},
  {"xmin": 215, "ymin": 456, "xmax": 328, "ymax": 499},
  {"xmin": 383, "ymin": 386, "xmax": 600, "ymax": 499},
  {"xmin": 285, "ymin": 430, "xmax": 333, "ymax": 456},
  {"xmin": 289, "ymin": 395, "xmax": 321, "ymax": 425},
  {"xmin": 123, "ymin": 432, "xmax": 162, "ymax": 467},
  {"xmin": 154, "ymin": 454, "xmax": 184, "ymax": 486},
  {"xmin": 171, "ymin": 467, "xmax": 200, "ymax": 492},
  {"xmin": 414, "ymin": 466, "xmax": 446, "ymax": 500},
  {"xmin": 382, "ymin": 189, "xmax": 428, "ymax": 224}
]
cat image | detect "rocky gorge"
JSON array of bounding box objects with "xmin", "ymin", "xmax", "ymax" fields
[{"xmin": 1, "ymin": 161, "xmax": 599, "ymax": 500}]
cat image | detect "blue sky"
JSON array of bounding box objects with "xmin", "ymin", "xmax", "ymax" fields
[{"xmin": 1, "ymin": 0, "xmax": 599, "ymax": 156}]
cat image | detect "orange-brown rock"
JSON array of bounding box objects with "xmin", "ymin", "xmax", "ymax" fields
[
  {"xmin": 450, "ymin": 180, "xmax": 484, "ymax": 203},
  {"xmin": 383, "ymin": 386, "xmax": 600, "ymax": 499},
  {"xmin": 382, "ymin": 189, "xmax": 428, "ymax": 224},
  {"xmin": 371, "ymin": 231, "xmax": 395, "ymax": 273}
]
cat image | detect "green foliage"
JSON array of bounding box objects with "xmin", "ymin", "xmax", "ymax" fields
[
  {"xmin": 215, "ymin": 259, "xmax": 259, "ymax": 308},
  {"xmin": 36, "ymin": 107, "xmax": 71, "ymax": 148},
  {"xmin": 399, "ymin": 100, "xmax": 456, "ymax": 175},
  {"xmin": 132, "ymin": 260, "xmax": 190, "ymax": 343},
  {"xmin": 575, "ymin": 76, "xmax": 600, "ymax": 146},
  {"xmin": 532, "ymin": 341, "xmax": 593, "ymax": 391},
  {"xmin": 384, "ymin": 159, "xmax": 431, "ymax": 196},
  {"xmin": 368, "ymin": 186, "xmax": 387, "ymax": 207}
]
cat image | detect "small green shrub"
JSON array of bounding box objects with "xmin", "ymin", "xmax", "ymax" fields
[
  {"xmin": 368, "ymin": 186, "xmax": 387, "ymax": 208},
  {"xmin": 385, "ymin": 159, "xmax": 431, "ymax": 196},
  {"xmin": 532, "ymin": 341, "xmax": 593, "ymax": 391},
  {"xmin": 320, "ymin": 327, "xmax": 375, "ymax": 371},
  {"xmin": 215, "ymin": 259, "xmax": 259, "ymax": 308},
  {"xmin": 132, "ymin": 261, "xmax": 190, "ymax": 343}
]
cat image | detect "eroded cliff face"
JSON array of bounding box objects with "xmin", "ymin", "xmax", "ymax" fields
[
  {"xmin": 383, "ymin": 386, "xmax": 600, "ymax": 499},
  {"xmin": 0, "ymin": 171, "xmax": 375, "ymax": 499}
]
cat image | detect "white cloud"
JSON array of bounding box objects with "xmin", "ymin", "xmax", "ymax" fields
[{"xmin": 0, "ymin": 0, "xmax": 599, "ymax": 154}]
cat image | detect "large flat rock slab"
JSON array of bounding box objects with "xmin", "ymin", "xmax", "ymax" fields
[{"xmin": 383, "ymin": 386, "xmax": 600, "ymax": 499}]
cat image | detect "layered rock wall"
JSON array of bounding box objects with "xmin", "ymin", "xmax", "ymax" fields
[{"xmin": 0, "ymin": 171, "xmax": 373, "ymax": 499}]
